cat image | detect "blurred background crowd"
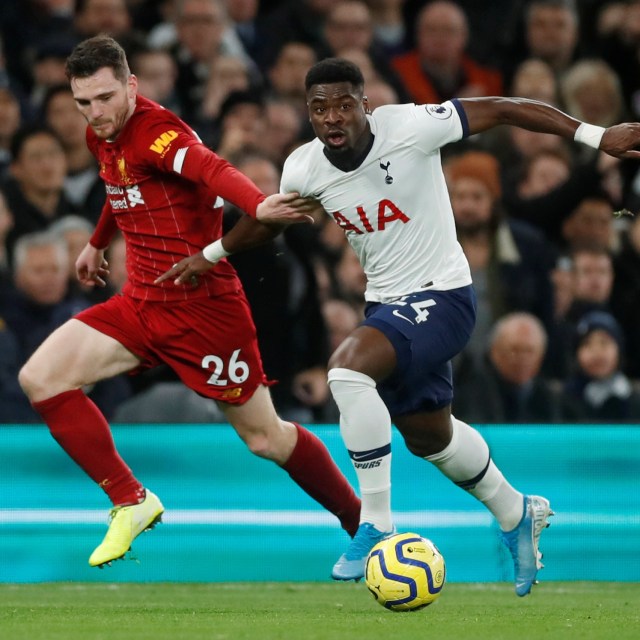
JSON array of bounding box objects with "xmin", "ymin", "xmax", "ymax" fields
[{"xmin": 2, "ymin": 0, "xmax": 640, "ymax": 425}]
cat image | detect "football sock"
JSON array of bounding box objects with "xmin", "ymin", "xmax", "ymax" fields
[
  {"xmin": 282, "ymin": 423, "xmax": 361, "ymax": 537},
  {"xmin": 32, "ymin": 389, "xmax": 144, "ymax": 506},
  {"xmin": 328, "ymin": 368, "xmax": 393, "ymax": 533},
  {"xmin": 425, "ymin": 416, "xmax": 523, "ymax": 531}
]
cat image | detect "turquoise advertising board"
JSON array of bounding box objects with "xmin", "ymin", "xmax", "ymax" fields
[{"xmin": 0, "ymin": 424, "xmax": 638, "ymax": 583}]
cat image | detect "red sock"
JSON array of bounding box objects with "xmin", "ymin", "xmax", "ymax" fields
[
  {"xmin": 32, "ymin": 389, "xmax": 144, "ymax": 506},
  {"xmin": 282, "ymin": 423, "xmax": 360, "ymax": 537}
]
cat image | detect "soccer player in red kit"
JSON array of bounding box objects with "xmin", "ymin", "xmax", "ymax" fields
[{"xmin": 18, "ymin": 35, "xmax": 360, "ymax": 568}]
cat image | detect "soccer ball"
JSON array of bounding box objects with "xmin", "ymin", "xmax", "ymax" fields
[{"xmin": 365, "ymin": 532, "xmax": 446, "ymax": 612}]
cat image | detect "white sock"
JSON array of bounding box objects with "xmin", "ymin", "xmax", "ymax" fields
[
  {"xmin": 328, "ymin": 367, "xmax": 393, "ymax": 533},
  {"xmin": 425, "ymin": 416, "xmax": 524, "ymax": 531}
]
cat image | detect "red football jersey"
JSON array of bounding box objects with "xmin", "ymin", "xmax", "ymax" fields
[{"xmin": 87, "ymin": 95, "xmax": 264, "ymax": 302}]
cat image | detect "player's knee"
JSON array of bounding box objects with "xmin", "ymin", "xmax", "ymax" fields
[
  {"xmin": 403, "ymin": 435, "xmax": 432, "ymax": 459},
  {"xmin": 19, "ymin": 355, "xmax": 70, "ymax": 402},
  {"xmin": 328, "ymin": 368, "xmax": 376, "ymax": 396},
  {"xmin": 243, "ymin": 431, "xmax": 276, "ymax": 461},
  {"xmin": 18, "ymin": 360, "xmax": 41, "ymax": 400},
  {"xmin": 399, "ymin": 421, "xmax": 452, "ymax": 458}
]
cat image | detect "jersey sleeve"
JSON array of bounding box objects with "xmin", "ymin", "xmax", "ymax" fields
[
  {"xmin": 404, "ymin": 100, "xmax": 468, "ymax": 151},
  {"xmin": 136, "ymin": 116, "xmax": 265, "ymax": 217},
  {"xmin": 179, "ymin": 144, "xmax": 265, "ymax": 217},
  {"xmin": 135, "ymin": 116, "xmax": 202, "ymax": 175}
]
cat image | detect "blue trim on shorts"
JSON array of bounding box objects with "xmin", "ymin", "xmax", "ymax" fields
[{"xmin": 361, "ymin": 285, "xmax": 476, "ymax": 417}]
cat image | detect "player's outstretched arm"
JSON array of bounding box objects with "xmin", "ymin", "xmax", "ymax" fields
[
  {"xmin": 155, "ymin": 211, "xmax": 292, "ymax": 286},
  {"xmin": 154, "ymin": 209, "xmax": 290, "ymax": 286},
  {"xmin": 156, "ymin": 196, "xmax": 324, "ymax": 286},
  {"xmin": 459, "ymin": 97, "xmax": 640, "ymax": 159}
]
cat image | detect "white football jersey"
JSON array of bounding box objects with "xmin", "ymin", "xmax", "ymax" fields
[{"xmin": 281, "ymin": 101, "xmax": 472, "ymax": 303}]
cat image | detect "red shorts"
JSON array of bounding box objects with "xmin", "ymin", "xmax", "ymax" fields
[{"xmin": 75, "ymin": 291, "xmax": 269, "ymax": 404}]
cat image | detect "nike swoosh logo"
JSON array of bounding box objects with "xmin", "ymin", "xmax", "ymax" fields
[
  {"xmin": 392, "ymin": 309, "xmax": 414, "ymax": 324},
  {"xmin": 352, "ymin": 452, "xmax": 378, "ymax": 461}
]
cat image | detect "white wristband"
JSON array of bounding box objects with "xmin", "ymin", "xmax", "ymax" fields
[
  {"xmin": 574, "ymin": 122, "xmax": 606, "ymax": 149},
  {"xmin": 202, "ymin": 239, "xmax": 230, "ymax": 264}
]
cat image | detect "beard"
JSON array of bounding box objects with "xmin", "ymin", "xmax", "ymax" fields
[{"xmin": 455, "ymin": 218, "xmax": 493, "ymax": 238}]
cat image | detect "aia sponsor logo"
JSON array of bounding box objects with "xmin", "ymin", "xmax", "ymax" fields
[{"xmin": 331, "ymin": 199, "xmax": 409, "ymax": 234}]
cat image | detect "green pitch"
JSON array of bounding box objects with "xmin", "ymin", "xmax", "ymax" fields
[{"xmin": 1, "ymin": 582, "xmax": 638, "ymax": 640}]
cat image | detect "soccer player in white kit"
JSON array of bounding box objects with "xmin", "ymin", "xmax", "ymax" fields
[{"xmin": 163, "ymin": 59, "xmax": 640, "ymax": 596}]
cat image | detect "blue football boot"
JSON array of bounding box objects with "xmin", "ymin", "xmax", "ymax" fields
[
  {"xmin": 501, "ymin": 495, "xmax": 554, "ymax": 596},
  {"xmin": 331, "ymin": 522, "xmax": 395, "ymax": 581}
]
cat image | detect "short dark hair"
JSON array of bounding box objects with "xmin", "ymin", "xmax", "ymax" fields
[
  {"xmin": 41, "ymin": 83, "xmax": 73, "ymax": 118},
  {"xmin": 65, "ymin": 35, "xmax": 130, "ymax": 83},
  {"xmin": 305, "ymin": 58, "xmax": 365, "ymax": 93},
  {"xmin": 10, "ymin": 124, "xmax": 64, "ymax": 160}
]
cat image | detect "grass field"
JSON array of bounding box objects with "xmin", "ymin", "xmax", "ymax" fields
[{"xmin": 1, "ymin": 582, "xmax": 638, "ymax": 640}]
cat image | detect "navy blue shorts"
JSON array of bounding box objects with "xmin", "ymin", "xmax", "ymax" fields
[{"xmin": 362, "ymin": 285, "xmax": 476, "ymax": 417}]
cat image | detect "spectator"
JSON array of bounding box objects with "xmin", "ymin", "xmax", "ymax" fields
[
  {"xmin": 567, "ymin": 244, "xmax": 615, "ymax": 321},
  {"xmin": 211, "ymin": 90, "xmax": 266, "ymax": 159},
  {"xmin": 199, "ymin": 55, "xmax": 251, "ymax": 124},
  {"xmin": 148, "ymin": 0, "xmax": 252, "ymax": 62},
  {"xmin": 391, "ymin": 0, "xmax": 503, "ymax": 104},
  {"xmin": 612, "ymin": 213, "xmax": 640, "ymax": 377},
  {"xmin": 42, "ymin": 84, "xmax": 104, "ymax": 222},
  {"xmin": 320, "ymin": 0, "xmax": 409, "ymax": 101},
  {"xmin": 564, "ymin": 310, "xmax": 640, "ymax": 422},
  {"xmin": 169, "ymin": 0, "xmax": 257, "ymax": 125},
  {"xmin": 366, "ymin": 0, "xmax": 409, "ymax": 57},
  {"xmin": 0, "ymin": 0, "xmax": 75, "ymax": 92},
  {"xmin": 322, "ymin": 297, "xmax": 360, "ymax": 354},
  {"xmin": 0, "ymin": 231, "xmax": 89, "ymax": 358},
  {"xmin": 256, "ymin": 0, "xmax": 340, "ymax": 70},
  {"xmin": 496, "ymin": 143, "xmax": 622, "ymax": 248},
  {"xmin": 363, "ymin": 78, "xmax": 399, "ymax": 110},
  {"xmin": 28, "ymin": 36, "xmax": 77, "ymax": 111},
  {"xmin": 561, "ymin": 195, "xmax": 620, "ymax": 254},
  {"xmin": 1, "ymin": 230, "xmax": 131, "ymax": 419},
  {"xmin": 333, "ymin": 244, "xmax": 368, "ymax": 318},
  {"xmin": 0, "ymin": 187, "xmax": 13, "ymax": 286},
  {"xmin": 548, "ymin": 245, "xmax": 617, "ymax": 377},
  {"xmin": 129, "ymin": 45, "xmax": 181, "ymax": 115},
  {"xmin": 454, "ymin": 312, "xmax": 578, "ymax": 423},
  {"xmin": 261, "ymin": 98, "xmax": 304, "ymax": 167},
  {"xmin": 556, "ymin": 59, "xmax": 627, "ymax": 208},
  {"xmin": 596, "ymin": 0, "xmax": 640, "ymax": 118},
  {"xmin": 522, "ymin": 0, "xmax": 581, "ymax": 77},
  {"xmin": 509, "ymin": 58, "xmax": 559, "ymax": 105},
  {"xmin": 266, "ymin": 41, "xmax": 317, "ymax": 119},
  {"xmin": 0, "ymin": 313, "xmax": 32, "ymax": 422},
  {"xmin": 0, "ymin": 86, "xmax": 22, "ymax": 180},
  {"xmin": 73, "ymin": 0, "xmax": 133, "ymax": 40},
  {"xmin": 445, "ymin": 150, "xmax": 556, "ymax": 366},
  {"xmin": 476, "ymin": 58, "xmax": 561, "ymax": 193},
  {"xmin": 517, "ymin": 147, "xmax": 571, "ymax": 200},
  {"xmin": 560, "ymin": 58, "xmax": 625, "ymax": 129},
  {"xmin": 223, "ymin": 0, "xmax": 261, "ymax": 61},
  {"xmin": 3, "ymin": 124, "xmax": 72, "ymax": 261}
]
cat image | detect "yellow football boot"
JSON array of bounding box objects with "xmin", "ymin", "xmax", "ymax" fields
[{"xmin": 89, "ymin": 490, "xmax": 164, "ymax": 567}]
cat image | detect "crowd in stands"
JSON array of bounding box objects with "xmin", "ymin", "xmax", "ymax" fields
[{"xmin": 2, "ymin": 0, "xmax": 640, "ymax": 424}]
